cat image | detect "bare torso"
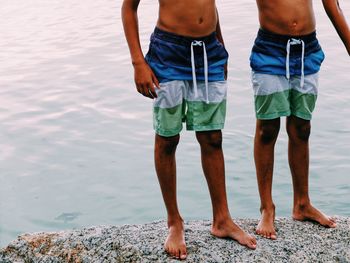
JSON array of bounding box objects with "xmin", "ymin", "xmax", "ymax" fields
[
  {"xmin": 157, "ymin": 0, "xmax": 217, "ymax": 37},
  {"xmin": 257, "ymin": 0, "xmax": 316, "ymax": 35}
]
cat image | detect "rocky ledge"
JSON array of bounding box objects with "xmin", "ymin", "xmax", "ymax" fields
[{"xmin": 1, "ymin": 217, "xmax": 349, "ymax": 262}]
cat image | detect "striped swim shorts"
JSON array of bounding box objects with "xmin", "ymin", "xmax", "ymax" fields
[
  {"xmin": 250, "ymin": 29, "xmax": 325, "ymax": 120},
  {"xmin": 145, "ymin": 28, "xmax": 229, "ymax": 137}
]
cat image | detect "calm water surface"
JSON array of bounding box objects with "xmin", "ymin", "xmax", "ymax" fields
[{"xmin": 0, "ymin": 0, "xmax": 349, "ymax": 247}]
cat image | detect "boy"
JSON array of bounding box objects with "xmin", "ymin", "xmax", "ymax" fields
[
  {"xmin": 122, "ymin": 0, "xmax": 256, "ymax": 259},
  {"xmin": 250, "ymin": 0, "xmax": 350, "ymax": 239}
]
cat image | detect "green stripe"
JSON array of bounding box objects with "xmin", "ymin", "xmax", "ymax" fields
[
  {"xmin": 255, "ymin": 90, "xmax": 290, "ymax": 119},
  {"xmin": 290, "ymin": 89, "xmax": 317, "ymax": 120},
  {"xmin": 153, "ymin": 100, "xmax": 227, "ymax": 136},
  {"xmin": 254, "ymin": 90, "xmax": 317, "ymax": 120},
  {"xmin": 186, "ymin": 100, "xmax": 226, "ymax": 130},
  {"xmin": 153, "ymin": 103, "xmax": 185, "ymax": 137}
]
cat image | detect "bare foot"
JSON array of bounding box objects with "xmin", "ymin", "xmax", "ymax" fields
[
  {"xmin": 164, "ymin": 221, "xmax": 187, "ymax": 260},
  {"xmin": 256, "ymin": 207, "xmax": 277, "ymax": 240},
  {"xmin": 211, "ymin": 218, "xmax": 257, "ymax": 249},
  {"xmin": 292, "ymin": 203, "xmax": 336, "ymax": 228}
]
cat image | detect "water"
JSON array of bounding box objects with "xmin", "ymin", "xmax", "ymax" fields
[{"xmin": 0, "ymin": 0, "xmax": 349, "ymax": 247}]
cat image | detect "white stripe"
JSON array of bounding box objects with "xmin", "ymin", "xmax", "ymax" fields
[
  {"xmin": 153, "ymin": 80, "xmax": 227, "ymax": 109},
  {"xmin": 252, "ymin": 72, "xmax": 318, "ymax": 96},
  {"xmin": 153, "ymin": 81, "xmax": 184, "ymax": 109},
  {"xmin": 290, "ymin": 73, "xmax": 318, "ymax": 94},
  {"xmin": 186, "ymin": 81, "xmax": 227, "ymax": 103}
]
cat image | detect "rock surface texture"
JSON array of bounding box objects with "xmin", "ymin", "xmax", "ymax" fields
[{"xmin": 1, "ymin": 217, "xmax": 349, "ymax": 262}]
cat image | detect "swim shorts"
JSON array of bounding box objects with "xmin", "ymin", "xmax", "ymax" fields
[
  {"xmin": 145, "ymin": 27, "xmax": 229, "ymax": 137},
  {"xmin": 250, "ymin": 29, "xmax": 325, "ymax": 120}
]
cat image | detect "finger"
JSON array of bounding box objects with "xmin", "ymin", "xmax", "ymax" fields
[
  {"xmin": 141, "ymin": 84, "xmax": 154, "ymax": 99},
  {"xmin": 136, "ymin": 84, "xmax": 142, "ymax": 94},
  {"xmin": 139, "ymin": 84, "xmax": 148, "ymax": 97},
  {"xmin": 148, "ymin": 88, "xmax": 155, "ymax": 99},
  {"xmin": 147, "ymin": 82, "xmax": 158, "ymax": 99},
  {"xmin": 151, "ymin": 72, "xmax": 160, "ymax": 89}
]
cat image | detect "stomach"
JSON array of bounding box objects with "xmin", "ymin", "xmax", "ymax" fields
[
  {"xmin": 257, "ymin": 0, "xmax": 316, "ymax": 35},
  {"xmin": 157, "ymin": 0, "xmax": 217, "ymax": 37}
]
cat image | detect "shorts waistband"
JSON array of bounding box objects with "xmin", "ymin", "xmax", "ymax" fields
[
  {"xmin": 257, "ymin": 28, "xmax": 317, "ymax": 44},
  {"xmin": 152, "ymin": 27, "xmax": 217, "ymax": 46}
]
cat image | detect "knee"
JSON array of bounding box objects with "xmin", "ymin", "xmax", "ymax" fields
[
  {"xmin": 196, "ymin": 131, "xmax": 223, "ymax": 149},
  {"xmin": 288, "ymin": 122, "xmax": 311, "ymax": 142},
  {"xmin": 156, "ymin": 134, "xmax": 180, "ymax": 154},
  {"xmin": 256, "ymin": 122, "xmax": 279, "ymax": 144}
]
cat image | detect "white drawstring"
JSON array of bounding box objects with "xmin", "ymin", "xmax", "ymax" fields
[
  {"xmin": 301, "ymin": 40, "xmax": 305, "ymax": 87},
  {"xmin": 191, "ymin": 40, "xmax": 209, "ymax": 104},
  {"xmin": 286, "ymin": 38, "xmax": 305, "ymax": 88}
]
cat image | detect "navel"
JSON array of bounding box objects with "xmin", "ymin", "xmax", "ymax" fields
[{"xmin": 199, "ymin": 17, "xmax": 203, "ymax": 24}]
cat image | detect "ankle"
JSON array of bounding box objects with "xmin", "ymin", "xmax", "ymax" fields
[
  {"xmin": 260, "ymin": 203, "xmax": 275, "ymax": 213},
  {"xmin": 294, "ymin": 198, "xmax": 311, "ymax": 209},
  {"xmin": 212, "ymin": 213, "xmax": 232, "ymax": 228},
  {"xmin": 167, "ymin": 216, "xmax": 184, "ymax": 228}
]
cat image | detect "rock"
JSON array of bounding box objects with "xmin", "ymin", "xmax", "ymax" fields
[{"xmin": 1, "ymin": 217, "xmax": 349, "ymax": 262}]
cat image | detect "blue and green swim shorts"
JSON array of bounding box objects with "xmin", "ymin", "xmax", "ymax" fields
[
  {"xmin": 250, "ymin": 29, "xmax": 325, "ymax": 120},
  {"xmin": 145, "ymin": 27, "xmax": 229, "ymax": 137}
]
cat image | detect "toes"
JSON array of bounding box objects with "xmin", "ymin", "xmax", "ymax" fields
[
  {"xmin": 176, "ymin": 249, "xmax": 181, "ymax": 259},
  {"xmin": 244, "ymin": 235, "xmax": 257, "ymax": 249},
  {"xmin": 257, "ymin": 229, "xmax": 276, "ymax": 240},
  {"xmin": 166, "ymin": 245, "xmax": 187, "ymax": 259},
  {"xmin": 247, "ymin": 239, "xmax": 257, "ymax": 249},
  {"xmin": 164, "ymin": 245, "xmax": 170, "ymax": 254},
  {"xmin": 327, "ymin": 220, "xmax": 337, "ymax": 228},
  {"xmin": 251, "ymin": 236, "xmax": 257, "ymax": 245},
  {"xmin": 170, "ymin": 248, "xmax": 177, "ymax": 258},
  {"xmin": 256, "ymin": 229, "xmax": 264, "ymax": 237},
  {"xmin": 321, "ymin": 217, "xmax": 337, "ymax": 228},
  {"xmin": 180, "ymin": 246, "xmax": 187, "ymax": 260}
]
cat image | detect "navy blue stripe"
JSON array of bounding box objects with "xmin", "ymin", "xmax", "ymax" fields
[{"xmin": 152, "ymin": 27, "xmax": 217, "ymax": 46}]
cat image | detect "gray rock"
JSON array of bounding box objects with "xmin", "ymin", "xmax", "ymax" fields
[{"xmin": 1, "ymin": 217, "xmax": 349, "ymax": 262}]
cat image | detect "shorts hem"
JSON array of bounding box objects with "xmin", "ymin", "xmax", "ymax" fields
[
  {"xmin": 256, "ymin": 110, "xmax": 291, "ymax": 120},
  {"xmin": 155, "ymin": 127, "xmax": 183, "ymax": 137},
  {"xmin": 291, "ymin": 111, "xmax": 312, "ymax": 121},
  {"xmin": 187, "ymin": 123, "xmax": 224, "ymax": 131}
]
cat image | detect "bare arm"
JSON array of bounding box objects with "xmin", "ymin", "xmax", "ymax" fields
[
  {"xmin": 322, "ymin": 0, "xmax": 350, "ymax": 55},
  {"xmin": 215, "ymin": 8, "xmax": 228, "ymax": 79},
  {"xmin": 121, "ymin": 0, "xmax": 159, "ymax": 99},
  {"xmin": 215, "ymin": 8, "xmax": 225, "ymax": 46}
]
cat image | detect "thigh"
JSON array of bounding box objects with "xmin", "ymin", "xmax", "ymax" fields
[
  {"xmin": 252, "ymin": 71, "xmax": 291, "ymax": 120},
  {"xmin": 153, "ymin": 80, "xmax": 186, "ymax": 137},
  {"xmin": 290, "ymin": 73, "xmax": 318, "ymax": 120},
  {"xmin": 185, "ymin": 80, "xmax": 227, "ymax": 131}
]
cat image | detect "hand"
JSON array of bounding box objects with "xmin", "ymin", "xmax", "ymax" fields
[
  {"xmin": 224, "ymin": 63, "xmax": 228, "ymax": 80},
  {"xmin": 133, "ymin": 61, "xmax": 160, "ymax": 99}
]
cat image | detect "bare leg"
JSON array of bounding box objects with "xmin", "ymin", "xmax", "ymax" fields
[
  {"xmin": 254, "ymin": 118, "xmax": 280, "ymax": 239},
  {"xmin": 287, "ymin": 116, "xmax": 336, "ymax": 228},
  {"xmin": 196, "ymin": 130, "xmax": 257, "ymax": 249},
  {"xmin": 154, "ymin": 134, "xmax": 187, "ymax": 259}
]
